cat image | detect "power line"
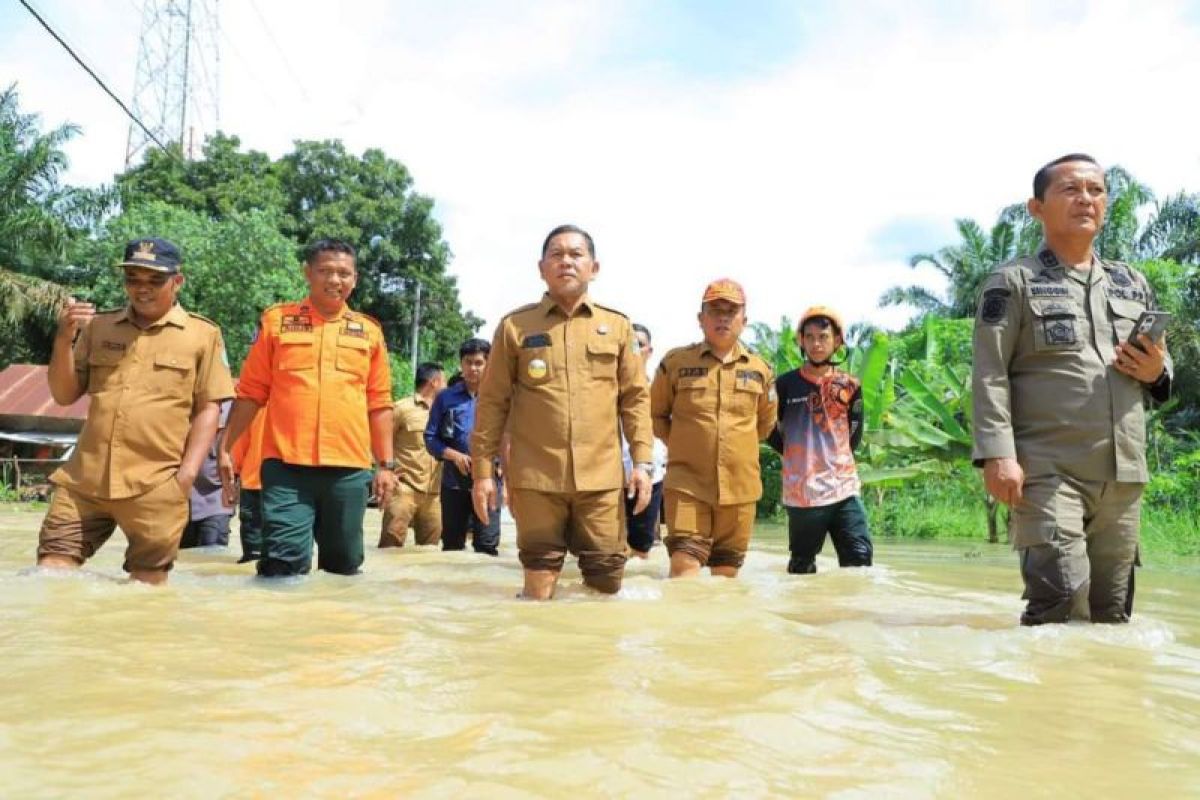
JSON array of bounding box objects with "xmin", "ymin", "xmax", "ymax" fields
[
  {"xmin": 246, "ymin": 0, "xmax": 311, "ymax": 103},
  {"xmin": 16, "ymin": 0, "xmax": 175, "ymax": 157}
]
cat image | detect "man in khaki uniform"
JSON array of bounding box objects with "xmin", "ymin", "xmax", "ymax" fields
[
  {"xmin": 651, "ymin": 279, "xmax": 777, "ymax": 578},
  {"xmin": 470, "ymin": 224, "xmax": 654, "ymax": 599},
  {"xmin": 37, "ymin": 238, "xmax": 234, "ymax": 584},
  {"xmin": 973, "ymin": 154, "xmax": 1172, "ymax": 625},
  {"xmin": 379, "ymin": 362, "xmax": 446, "ymax": 548}
]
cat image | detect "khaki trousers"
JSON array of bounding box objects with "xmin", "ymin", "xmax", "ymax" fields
[
  {"xmin": 509, "ymin": 488, "xmax": 626, "ymax": 593},
  {"xmin": 379, "ymin": 483, "xmax": 442, "ymax": 548},
  {"xmin": 1010, "ymin": 474, "xmax": 1142, "ymax": 625}
]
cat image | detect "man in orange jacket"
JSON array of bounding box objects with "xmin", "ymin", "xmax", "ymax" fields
[{"xmin": 218, "ymin": 239, "xmax": 397, "ymax": 577}]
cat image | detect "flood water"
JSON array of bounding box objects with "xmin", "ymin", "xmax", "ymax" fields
[{"xmin": 2, "ymin": 507, "xmax": 1198, "ymax": 798}]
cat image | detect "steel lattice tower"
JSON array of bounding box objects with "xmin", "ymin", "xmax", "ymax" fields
[{"xmin": 125, "ymin": 0, "xmax": 220, "ymax": 166}]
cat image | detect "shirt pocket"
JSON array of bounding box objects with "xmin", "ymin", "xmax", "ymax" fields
[
  {"xmin": 517, "ymin": 346, "xmax": 554, "ymax": 386},
  {"xmin": 675, "ymin": 375, "xmax": 708, "ymax": 414},
  {"xmin": 732, "ymin": 378, "xmax": 764, "ymax": 414},
  {"xmin": 278, "ymin": 332, "xmax": 316, "ymax": 371},
  {"xmin": 335, "ymin": 336, "xmax": 370, "ymax": 378},
  {"xmin": 86, "ymin": 349, "xmax": 124, "ymax": 393},
  {"xmin": 152, "ymin": 351, "xmax": 194, "ymax": 393},
  {"xmin": 1028, "ymin": 299, "xmax": 1083, "ymax": 353},
  {"xmin": 587, "ymin": 338, "xmax": 619, "ymax": 380},
  {"xmin": 1107, "ymin": 296, "xmax": 1145, "ymax": 345}
]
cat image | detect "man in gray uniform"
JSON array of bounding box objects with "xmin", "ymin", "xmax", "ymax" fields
[{"xmin": 972, "ymin": 153, "xmax": 1172, "ymax": 626}]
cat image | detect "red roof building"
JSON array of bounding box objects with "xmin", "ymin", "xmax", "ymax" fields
[{"xmin": 0, "ymin": 364, "xmax": 89, "ymax": 433}]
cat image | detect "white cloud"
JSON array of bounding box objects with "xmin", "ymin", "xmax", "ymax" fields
[{"xmin": 5, "ymin": 0, "xmax": 1199, "ymax": 363}]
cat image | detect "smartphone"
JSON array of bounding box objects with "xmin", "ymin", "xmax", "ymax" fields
[{"xmin": 1127, "ymin": 310, "xmax": 1172, "ymax": 350}]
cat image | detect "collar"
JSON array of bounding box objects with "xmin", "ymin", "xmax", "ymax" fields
[
  {"xmin": 115, "ymin": 302, "xmax": 188, "ymax": 329},
  {"xmin": 1038, "ymin": 241, "xmax": 1102, "ymax": 285},
  {"xmin": 539, "ymin": 292, "xmax": 595, "ymax": 318},
  {"xmin": 412, "ymin": 392, "xmax": 431, "ymax": 409},
  {"xmin": 699, "ymin": 340, "xmax": 748, "ymax": 364},
  {"xmin": 300, "ymin": 298, "xmax": 350, "ymax": 322}
]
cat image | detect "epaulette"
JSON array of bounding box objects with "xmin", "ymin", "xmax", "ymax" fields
[
  {"xmin": 186, "ymin": 311, "xmax": 220, "ymax": 328},
  {"xmin": 261, "ymin": 301, "xmax": 295, "ymax": 317},
  {"xmin": 662, "ymin": 343, "xmax": 702, "ymax": 363},
  {"xmin": 502, "ymin": 301, "xmax": 542, "ymax": 320},
  {"xmin": 591, "ymin": 302, "xmax": 630, "ymax": 320}
]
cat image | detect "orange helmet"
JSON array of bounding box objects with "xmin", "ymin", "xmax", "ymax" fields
[{"xmin": 797, "ymin": 305, "xmax": 845, "ymax": 336}]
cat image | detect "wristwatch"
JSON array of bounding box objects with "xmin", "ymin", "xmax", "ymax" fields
[
  {"xmin": 379, "ymin": 459, "xmax": 398, "ymax": 470},
  {"xmin": 634, "ymin": 462, "xmax": 654, "ymax": 477}
]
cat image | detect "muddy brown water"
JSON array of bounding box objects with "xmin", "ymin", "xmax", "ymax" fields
[{"xmin": 2, "ymin": 509, "xmax": 1198, "ymax": 798}]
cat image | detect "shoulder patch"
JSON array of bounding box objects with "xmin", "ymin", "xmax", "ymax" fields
[
  {"xmin": 980, "ymin": 288, "xmax": 1011, "ymax": 324},
  {"xmin": 186, "ymin": 311, "xmax": 220, "ymax": 328},
  {"xmin": 1108, "ymin": 265, "xmax": 1133, "ymax": 287},
  {"xmin": 1038, "ymin": 249, "xmax": 1059, "ymax": 268}
]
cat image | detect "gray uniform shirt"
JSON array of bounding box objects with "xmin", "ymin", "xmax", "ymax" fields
[{"xmin": 972, "ymin": 244, "xmax": 1172, "ymax": 483}]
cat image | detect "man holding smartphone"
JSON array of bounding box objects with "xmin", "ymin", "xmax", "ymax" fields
[{"xmin": 972, "ymin": 154, "xmax": 1172, "ymax": 626}]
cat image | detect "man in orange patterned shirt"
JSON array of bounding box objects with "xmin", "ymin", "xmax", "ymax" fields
[
  {"xmin": 218, "ymin": 239, "xmax": 396, "ymax": 577},
  {"xmin": 766, "ymin": 306, "xmax": 872, "ymax": 574}
]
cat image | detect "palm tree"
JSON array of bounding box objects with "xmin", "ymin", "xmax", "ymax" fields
[
  {"xmin": 0, "ymin": 84, "xmax": 83, "ymax": 273},
  {"xmin": 880, "ymin": 204, "xmax": 1036, "ymax": 319}
]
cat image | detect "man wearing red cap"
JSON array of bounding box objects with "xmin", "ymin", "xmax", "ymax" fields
[
  {"xmin": 650, "ymin": 279, "xmax": 777, "ymax": 578},
  {"xmin": 766, "ymin": 306, "xmax": 872, "ymax": 574}
]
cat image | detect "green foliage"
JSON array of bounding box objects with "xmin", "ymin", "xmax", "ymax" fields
[
  {"xmin": 81, "ymin": 201, "xmax": 305, "ymax": 368},
  {"xmin": 389, "ymin": 352, "xmax": 415, "ymax": 400},
  {"xmin": 118, "ymin": 136, "xmax": 483, "ymax": 362}
]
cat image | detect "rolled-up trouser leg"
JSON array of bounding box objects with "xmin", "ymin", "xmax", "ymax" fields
[
  {"xmin": 664, "ymin": 489, "xmax": 714, "ymax": 566},
  {"xmin": 314, "ymin": 466, "xmax": 371, "ymax": 575},
  {"xmin": 259, "ymin": 459, "xmax": 317, "ymax": 577},
  {"xmin": 1086, "ymin": 481, "xmax": 1142, "ymax": 623},
  {"xmin": 510, "ymin": 489, "xmax": 569, "ymax": 572},
  {"xmin": 238, "ymin": 488, "xmax": 263, "ymax": 563},
  {"xmin": 568, "ymin": 489, "xmax": 626, "ymax": 593},
  {"xmin": 1012, "ymin": 475, "xmax": 1090, "ymax": 626},
  {"xmin": 708, "ymin": 502, "xmax": 755, "ymax": 569},
  {"xmin": 828, "ymin": 495, "xmax": 873, "ymax": 567}
]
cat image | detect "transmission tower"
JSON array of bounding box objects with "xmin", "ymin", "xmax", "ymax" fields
[{"xmin": 125, "ymin": 0, "xmax": 220, "ymax": 166}]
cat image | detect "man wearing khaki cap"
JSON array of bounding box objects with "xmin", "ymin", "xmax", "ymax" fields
[
  {"xmin": 651, "ymin": 278, "xmax": 777, "ymax": 578},
  {"xmin": 470, "ymin": 224, "xmax": 654, "ymax": 599},
  {"xmin": 36, "ymin": 238, "xmax": 235, "ymax": 584}
]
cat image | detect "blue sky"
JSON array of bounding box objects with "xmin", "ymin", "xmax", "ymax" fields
[{"xmin": 4, "ymin": 0, "xmax": 1200, "ymax": 357}]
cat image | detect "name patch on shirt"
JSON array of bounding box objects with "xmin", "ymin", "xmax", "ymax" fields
[
  {"xmin": 521, "ymin": 333, "xmax": 552, "ymax": 348},
  {"xmin": 678, "ymin": 367, "xmax": 708, "ymax": 378},
  {"xmin": 1029, "ymin": 285, "xmax": 1070, "ymax": 297},
  {"xmin": 101, "ymin": 340, "xmax": 127, "ymax": 351},
  {"xmin": 736, "ymin": 369, "xmax": 764, "ymax": 384},
  {"xmin": 281, "ymin": 314, "xmax": 313, "ymax": 333},
  {"xmin": 342, "ymin": 320, "xmax": 368, "ymax": 339},
  {"xmin": 1107, "ymin": 287, "xmax": 1146, "ymax": 302}
]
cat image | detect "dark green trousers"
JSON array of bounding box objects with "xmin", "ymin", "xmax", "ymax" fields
[
  {"xmin": 259, "ymin": 459, "xmax": 372, "ymax": 577},
  {"xmin": 238, "ymin": 488, "xmax": 263, "ymax": 564}
]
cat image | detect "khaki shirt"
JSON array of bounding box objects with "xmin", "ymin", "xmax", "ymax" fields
[
  {"xmin": 972, "ymin": 244, "xmax": 1173, "ymax": 483},
  {"xmin": 393, "ymin": 393, "xmax": 441, "ymax": 494},
  {"xmin": 651, "ymin": 341, "xmax": 777, "ymax": 505},
  {"xmin": 471, "ymin": 293, "xmax": 652, "ymax": 492},
  {"xmin": 52, "ymin": 304, "xmax": 235, "ymax": 499}
]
